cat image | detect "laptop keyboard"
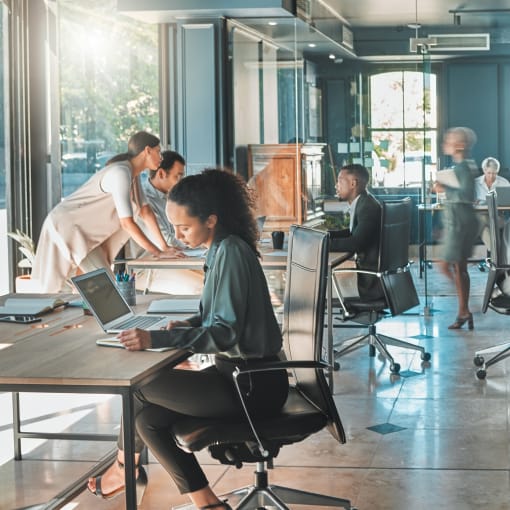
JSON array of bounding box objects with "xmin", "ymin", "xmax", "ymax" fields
[{"xmin": 116, "ymin": 315, "xmax": 164, "ymax": 330}]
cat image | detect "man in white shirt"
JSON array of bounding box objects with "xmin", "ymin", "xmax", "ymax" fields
[
  {"xmin": 474, "ymin": 157, "xmax": 510, "ymax": 249},
  {"xmin": 131, "ymin": 150, "xmax": 203, "ymax": 295}
]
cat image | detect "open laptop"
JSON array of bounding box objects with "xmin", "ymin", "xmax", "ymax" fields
[
  {"xmin": 71, "ymin": 268, "xmax": 171, "ymax": 333},
  {"xmin": 495, "ymin": 186, "xmax": 510, "ymax": 206}
]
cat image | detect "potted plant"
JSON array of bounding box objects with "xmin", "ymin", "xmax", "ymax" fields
[{"xmin": 7, "ymin": 229, "xmax": 37, "ymax": 292}]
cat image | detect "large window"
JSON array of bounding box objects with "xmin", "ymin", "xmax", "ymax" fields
[
  {"xmin": 370, "ymin": 70, "xmax": 437, "ymax": 189},
  {"xmin": 58, "ymin": 0, "xmax": 159, "ymax": 196}
]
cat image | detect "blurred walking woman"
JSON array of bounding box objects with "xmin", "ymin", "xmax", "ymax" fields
[
  {"xmin": 31, "ymin": 131, "xmax": 181, "ymax": 293},
  {"xmin": 432, "ymin": 127, "xmax": 479, "ymax": 329}
]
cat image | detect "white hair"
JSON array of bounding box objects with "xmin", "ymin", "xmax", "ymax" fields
[{"xmin": 481, "ymin": 156, "xmax": 500, "ymax": 173}]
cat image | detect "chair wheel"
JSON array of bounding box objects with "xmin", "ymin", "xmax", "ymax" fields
[
  {"xmin": 473, "ymin": 355, "xmax": 484, "ymax": 367},
  {"xmin": 476, "ymin": 369, "xmax": 487, "ymax": 380},
  {"xmin": 421, "ymin": 351, "xmax": 431, "ymax": 361},
  {"xmin": 390, "ymin": 363, "xmax": 400, "ymax": 374}
]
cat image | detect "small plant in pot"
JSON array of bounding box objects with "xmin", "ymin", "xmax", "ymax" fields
[{"xmin": 7, "ymin": 229, "xmax": 37, "ymax": 292}]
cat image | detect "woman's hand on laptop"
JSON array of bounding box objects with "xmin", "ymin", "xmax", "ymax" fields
[{"xmin": 117, "ymin": 328, "xmax": 152, "ymax": 351}]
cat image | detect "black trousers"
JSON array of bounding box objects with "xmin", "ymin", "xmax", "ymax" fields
[{"xmin": 117, "ymin": 356, "xmax": 289, "ymax": 494}]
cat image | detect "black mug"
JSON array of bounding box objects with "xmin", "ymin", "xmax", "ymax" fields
[{"xmin": 271, "ymin": 231, "xmax": 284, "ymax": 250}]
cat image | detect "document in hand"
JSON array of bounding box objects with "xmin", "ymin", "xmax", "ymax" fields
[
  {"xmin": 435, "ymin": 169, "xmax": 460, "ymax": 189},
  {"xmin": 0, "ymin": 297, "xmax": 67, "ymax": 316}
]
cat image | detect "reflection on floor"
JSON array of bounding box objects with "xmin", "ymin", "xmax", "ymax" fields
[{"xmin": 3, "ymin": 263, "xmax": 510, "ymax": 510}]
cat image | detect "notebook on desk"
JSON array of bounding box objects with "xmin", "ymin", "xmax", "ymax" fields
[{"xmin": 71, "ymin": 268, "xmax": 171, "ymax": 333}]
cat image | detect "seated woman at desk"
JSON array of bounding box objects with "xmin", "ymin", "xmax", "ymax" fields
[
  {"xmin": 87, "ymin": 169, "xmax": 289, "ymax": 510},
  {"xmin": 31, "ymin": 131, "xmax": 183, "ymax": 293},
  {"xmin": 474, "ymin": 156, "xmax": 510, "ymax": 249}
]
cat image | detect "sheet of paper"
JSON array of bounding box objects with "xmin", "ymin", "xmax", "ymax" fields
[
  {"xmin": 435, "ymin": 168, "xmax": 460, "ymax": 189},
  {"xmin": 96, "ymin": 338, "xmax": 174, "ymax": 352},
  {"xmin": 147, "ymin": 298, "xmax": 200, "ymax": 314},
  {"xmin": 183, "ymin": 248, "xmax": 207, "ymax": 257}
]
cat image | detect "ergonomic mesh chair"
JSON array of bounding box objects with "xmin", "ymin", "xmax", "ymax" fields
[
  {"xmin": 332, "ymin": 198, "xmax": 431, "ymax": 374},
  {"xmin": 170, "ymin": 225, "xmax": 356, "ymax": 510}
]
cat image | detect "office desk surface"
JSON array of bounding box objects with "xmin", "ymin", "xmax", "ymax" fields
[
  {"xmin": 0, "ymin": 292, "xmax": 188, "ymax": 510},
  {"xmin": 0, "ymin": 323, "xmax": 184, "ymax": 386}
]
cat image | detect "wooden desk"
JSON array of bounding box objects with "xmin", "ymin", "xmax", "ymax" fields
[{"xmin": 0, "ymin": 295, "xmax": 188, "ymax": 509}]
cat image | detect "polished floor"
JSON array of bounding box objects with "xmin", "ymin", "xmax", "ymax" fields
[{"xmin": 3, "ymin": 261, "xmax": 510, "ymax": 510}]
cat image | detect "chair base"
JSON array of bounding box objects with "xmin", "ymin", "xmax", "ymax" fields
[
  {"xmin": 334, "ymin": 325, "xmax": 430, "ymax": 374},
  {"xmin": 172, "ymin": 461, "xmax": 355, "ymax": 510},
  {"xmin": 474, "ymin": 342, "xmax": 510, "ymax": 379}
]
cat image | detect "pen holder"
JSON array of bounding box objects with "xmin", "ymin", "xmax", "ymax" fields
[{"xmin": 117, "ymin": 279, "xmax": 136, "ymax": 306}]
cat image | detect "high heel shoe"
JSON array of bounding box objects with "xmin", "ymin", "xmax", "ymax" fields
[
  {"xmin": 88, "ymin": 459, "xmax": 148, "ymax": 504},
  {"xmin": 200, "ymin": 501, "xmax": 232, "ymax": 510},
  {"xmin": 448, "ymin": 313, "xmax": 474, "ymax": 330}
]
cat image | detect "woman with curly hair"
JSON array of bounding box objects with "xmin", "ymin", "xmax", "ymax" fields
[{"xmin": 88, "ymin": 168, "xmax": 289, "ymax": 510}]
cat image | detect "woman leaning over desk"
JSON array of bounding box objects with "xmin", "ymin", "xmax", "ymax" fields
[
  {"xmin": 87, "ymin": 168, "xmax": 289, "ymax": 510},
  {"xmin": 31, "ymin": 131, "xmax": 182, "ymax": 293}
]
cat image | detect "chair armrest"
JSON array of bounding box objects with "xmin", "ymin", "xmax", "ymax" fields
[
  {"xmin": 233, "ymin": 359, "xmax": 331, "ymax": 375},
  {"xmin": 231, "ymin": 359, "xmax": 331, "ymax": 458}
]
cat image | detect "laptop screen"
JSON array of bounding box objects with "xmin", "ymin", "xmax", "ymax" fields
[{"xmin": 72, "ymin": 269, "xmax": 131, "ymax": 325}]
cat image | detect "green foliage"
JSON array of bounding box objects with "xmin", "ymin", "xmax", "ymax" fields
[
  {"xmin": 322, "ymin": 212, "xmax": 350, "ymax": 231},
  {"xmin": 58, "ymin": 0, "xmax": 159, "ymax": 153}
]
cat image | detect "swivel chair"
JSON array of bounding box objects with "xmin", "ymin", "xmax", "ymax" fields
[
  {"xmin": 332, "ymin": 198, "xmax": 431, "ymax": 374},
  {"xmin": 474, "ymin": 191, "xmax": 510, "ymax": 379},
  {"xmin": 170, "ymin": 225, "xmax": 355, "ymax": 510}
]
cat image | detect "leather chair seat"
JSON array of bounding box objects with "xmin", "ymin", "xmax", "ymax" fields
[{"xmin": 173, "ymin": 387, "xmax": 327, "ymax": 455}]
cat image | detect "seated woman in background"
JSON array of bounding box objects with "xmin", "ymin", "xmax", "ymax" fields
[
  {"xmin": 31, "ymin": 131, "xmax": 182, "ymax": 293},
  {"xmin": 474, "ymin": 156, "xmax": 510, "ymax": 250},
  {"xmin": 87, "ymin": 169, "xmax": 289, "ymax": 510}
]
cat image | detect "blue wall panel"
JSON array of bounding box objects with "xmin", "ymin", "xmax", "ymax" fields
[
  {"xmin": 500, "ymin": 64, "xmax": 510, "ymax": 172},
  {"xmin": 446, "ymin": 63, "xmax": 498, "ymax": 167}
]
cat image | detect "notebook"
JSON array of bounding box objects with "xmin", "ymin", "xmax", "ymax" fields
[
  {"xmin": 495, "ymin": 186, "xmax": 510, "ymax": 206},
  {"xmin": 71, "ymin": 268, "xmax": 171, "ymax": 333}
]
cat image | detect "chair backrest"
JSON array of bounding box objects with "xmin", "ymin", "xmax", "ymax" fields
[
  {"xmin": 487, "ymin": 190, "xmax": 502, "ymax": 265},
  {"xmin": 378, "ymin": 197, "xmax": 412, "ymax": 272},
  {"xmin": 282, "ymin": 225, "xmax": 346, "ymax": 444},
  {"xmin": 378, "ymin": 198, "xmax": 419, "ymax": 315}
]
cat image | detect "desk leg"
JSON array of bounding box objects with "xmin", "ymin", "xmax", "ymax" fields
[
  {"xmin": 327, "ymin": 265, "xmax": 334, "ymax": 392},
  {"xmin": 12, "ymin": 392, "xmax": 22, "ymax": 460},
  {"xmin": 122, "ymin": 390, "xmax": 137, "ymax": 510}
]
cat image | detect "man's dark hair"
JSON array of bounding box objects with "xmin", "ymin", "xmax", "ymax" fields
[
  {"xmin": 340, "ymin": 163, "xmax": 370, "ymax": 190},
  {"xmin": 149, "ymin": 150, "xmax": 185, "ymax": 179}
]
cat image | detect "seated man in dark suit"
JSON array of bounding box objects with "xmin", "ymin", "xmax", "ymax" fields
[{"xmin": 330, "ymin": 163, "xmax": 384, "ymax": 300}]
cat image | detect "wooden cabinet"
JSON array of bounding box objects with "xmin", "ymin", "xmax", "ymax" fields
[{"xmin": 247, "ymin": 143, "xmax": 326, "ymax": 231}]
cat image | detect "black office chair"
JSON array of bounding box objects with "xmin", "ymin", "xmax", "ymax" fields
[
  {"xmin": 474, "ymin": 190, "xmax": 510, "ymax": 379},
  {"xmin": 332, "ymin": 198, "xmax": 431, "ymax": 374},
  {"xmin": 170, "ymin": 225, "xmax": 355, "ymax": 510}
]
